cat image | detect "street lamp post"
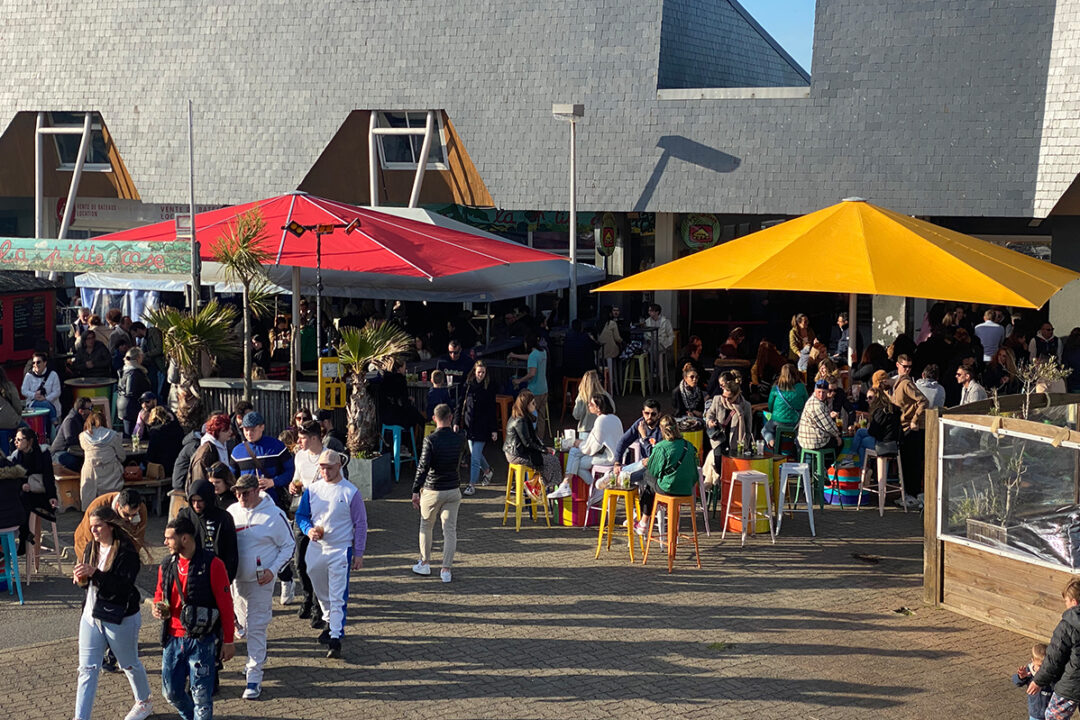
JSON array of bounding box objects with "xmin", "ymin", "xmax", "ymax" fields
[{"xmin": 552, "ymin": 103, "xmax": 584, "ymax": 322}]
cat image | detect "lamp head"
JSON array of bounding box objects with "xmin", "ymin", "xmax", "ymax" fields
[{"xmin": 552, "ymin": 103, "xmax": 585, "ymax": 120}]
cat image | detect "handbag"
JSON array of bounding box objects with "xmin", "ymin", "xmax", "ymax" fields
[
  {"xmin": 123, "ymin": 465, "xmax": 143, "ymax": 483},
  {"xmin": 173, "ymin": 572, "xmax": 219, "ymax": 638},
  {"xmin": 93, "ymin": 596, "xmax": 129, "ymax": 625}
]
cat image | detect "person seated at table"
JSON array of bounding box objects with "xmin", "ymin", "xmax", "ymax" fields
[
  {"xmin": 145, "ymin": 406, "xmax": 185, "ymax": 481},
  {"xmin": 573, "ymin": 370, "xmax": 614, "ymax": 434},
  {"xmin": 270, "ymin": 315, "xmax": 292, "ymax": 363},
  {"xmin": 983, "ymin": 346, "xmax": 1020, "ymax": 395},
  {"xmin": 437, "ymin": 340, "xmax": 475, "ymax": 384},
  {"xmin": 79, "ymin": 409, "xmax": 126, "ymax": 510},
  {"xmin": 796, "ymin": 379, "xmax": 843, "ymax": 456},
  {"xmin": 851, "ymin": 371, "xmax": 900, "ymax": 466},
  {"xmin": 718, "ymin": 327, "xmax": 747, "ymax": 360},
  {"xmin": 612, "ymin": 398, "xmax": 663, "ymax": 484},
  {"xmin": 676, "ymin": 336, "xmax": 706, "ymax": 384},
  {"xmin": 788, "ymin": 313, "xmax": 816, "ymax": 362},
  {"xmin": 426, "ymin": 370, "xmax": 453, "ymax": 421},
  {"xmin": 73, "ymin": 488, "xmax": 147, "ymax": 560},
  {"xmin": 10, "ymin": 426, "xmax": 56, "ymax": 554},
  {"xmin": 671, "ymin": 364, "xmax": 706, "ymax": 420},
  {"xmin": 763, "ymin": 364, "xmax": 808, "ymax": 451},
  {"xmin": 750, "ymin": 339, "xmax": 786, "ymax": 388},
  {"xmin": 851, "ymin": 342, "xmax": 891, "ymax": 385},
  {"xmin": 826, "ymin": 376, "xmax": 855, "ymax": 429},
  {"xmin": 915, "ymin": 364, "xmax": 946, "ymax": 410},
  {"xmin": 117, "ymin": 347, "xmax": 151, "ymax": 438},
  {"xmin": 701, "ymin": 372, "xmax": 754, "ymax": 490},
  {"xmin": 22, "ymin": 351, "xmax": 61, "ymax": 423},
  {"xmin": 377, "ymin": 358, "xmax": 426, "ymax": 432},
  {"xmin": 408, "ymin": 335, "xmax": 432, "ymax": 362},
  {"xmin": 132, "ymin": 391, "xmax": 158, "ymax": 441},
  {"xmin": 251, "ymin": 334, "xmax": 272, "ymax": 374},
  {"xmin": 52, "ymin": 397, "xmax": 92, "ymax": 472},
  {"xmin": 645, "ymin": 303, "xmax": 675, "ymax": 360},
  {"xmin": 503, "ymin": 390, "xmax": 562, "ymax": 497},
  {"xmin": 548, "ymin": 393, "xmax": 623, "ymax": 501},
  {"xmin": 632, "ymin": 415, "xmax": 699, "ymax": 536}
]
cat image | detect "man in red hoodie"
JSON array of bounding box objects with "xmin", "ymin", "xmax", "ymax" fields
[{"xmin": 153, "ymin": 516, "xmax": 235, "ymax": 720}]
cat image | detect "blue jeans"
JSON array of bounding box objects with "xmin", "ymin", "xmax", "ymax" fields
[
  {"xmin": 621, "ymin": 459, "xmax": 646, "ymax": 485},
  {"xmin": 55, "ymin": 450, "xmax": 83, "ymax": 472},
  {"xmin": 468, "ymin": 440, "xmax": 491, "ymax": 486},
  {"xmin": 75, "ymin": 612, "xmax": 150, "ymax": 720},
  {"xmin": 162, "ymin": 635, "xmax": 217, "ymax": 720},
  {"xmin": 852, "ymin": 428, "xmax": 877, "ymax": 466}
]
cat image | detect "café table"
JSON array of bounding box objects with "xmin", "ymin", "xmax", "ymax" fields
[
  {"xmin": 67, "ymin": 438, "xmax": 147, "ymax": 463},
  {"xmin": 20, "ymin": 407, "xmax": 51, "ymax": 444}
]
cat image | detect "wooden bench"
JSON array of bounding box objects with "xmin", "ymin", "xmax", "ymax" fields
[
  {"xmin": 124, "ymin": 478, "xmax": 171, "ymax": 516},
  {"xmin": 53, "ymin": 464, "xmax": 81, "ymax": 512}
]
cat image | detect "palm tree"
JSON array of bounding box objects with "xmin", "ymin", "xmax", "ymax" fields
[
  {"xmin": 144, "ymin": 300, "xmax": 239, "ymax": 432},
  {"xmin": 213, "ymin": 208, "xmax": 271, "ymax": 402},
  {"xmin": 337, "ymin": 321, "xmax": 413, "ymax": 455}
]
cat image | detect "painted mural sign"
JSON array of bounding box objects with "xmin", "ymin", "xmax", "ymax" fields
[
  {"xmin": 681, "ymin": 213, "xmax": 721, "ymax": 250},
  {"xmin": 596, "ymin": 212, "xmax": 618, "ymax": 257},
  {"xmin": 0, "ymin": 237, "xmax": 190, "ymax": 274}
]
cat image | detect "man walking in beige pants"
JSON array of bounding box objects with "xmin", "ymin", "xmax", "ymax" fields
[{"xmin": 411, "ymin": 403, "xmax": 464, "ymax": 583}]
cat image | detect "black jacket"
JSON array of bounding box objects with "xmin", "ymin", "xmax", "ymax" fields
[
  {"xmin": 178, "ymin": 479, "xmax": 238, "ymax": 582},
  {"xmin": 172, "ymin": 430, "xmax": 202, "ymax": 491},
  {"xmin": 0, "ymin": 462, "xmax": 26, "ymax": 530},
  {"xmin": 81, "ymin": 534, "xmax": 142, "ymax": 621},
  {"xmin": 456, "ymin": 379, "xmax": 498, "ymax": 442},
  {"xmin": 9, "ymin": 445, "xmax": 56, "ymax": 502},
  {"xmin": 146, "ymin": 418, "xmax": 185, "ymax": 477},
  {"xmin": 51, "ymin": 408, "xmax": 85, "ymax": 456},
  {"xmin": 503, "ymin": 415, "xmax": 544, "ymax": 469},
  {"xmin": 412, "ymin": 427, "xmax": 464, "ymax": 493},
  {"xmin": 867, "ymin": 402, "xmax": 901, "ymax": 448},
  {"xmin": 1034, "ymin": 606, "xmax": 1080, "ymax": 701}
]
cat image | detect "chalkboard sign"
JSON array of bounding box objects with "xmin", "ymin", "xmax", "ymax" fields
[{"xmin": 12, "ymin": 295, "xmax": 47, "ymax": 352}]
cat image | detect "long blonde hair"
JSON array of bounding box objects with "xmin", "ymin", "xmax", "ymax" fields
[
  {"xmin": 777, "ymin": 363, "xmax": 798, "ymax": 391},
  {"xmin": 576, "ymin": 369, "xmax": 604, "ymax": 403}
]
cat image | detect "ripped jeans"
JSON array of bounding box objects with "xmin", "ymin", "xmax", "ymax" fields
[
  {"xmin": 74, "ymin": 612, "xmax": 150, "ymax": 720},
  {"xmin": 162, "ymin": 634, "xmax": 218, "ymax": 720}
]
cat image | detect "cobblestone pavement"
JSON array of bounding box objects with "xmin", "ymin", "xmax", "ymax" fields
[{"xmin": 0, "ymin": 443, "xmax": 1036, "ymax": 720}]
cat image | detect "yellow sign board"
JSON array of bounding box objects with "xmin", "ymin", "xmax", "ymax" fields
[{"xmin": 317, "ymin": 357, "xmax": 346, "ymax": 410}]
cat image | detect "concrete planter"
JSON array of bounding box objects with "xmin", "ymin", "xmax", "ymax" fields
[{"xmin": 351, "ymin": 453, "xmax": 393, "ymax": 499}]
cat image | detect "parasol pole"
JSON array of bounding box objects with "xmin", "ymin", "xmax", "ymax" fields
[
  {"xmin": 290, "ymin": 266, "xmax": 300, "ymax": 418},
  {"xmin": 848, "ymin": 292, "xmax": 858, "ymax": 368},
  {"xmin": 316, "ymin": 230, "xmax": 324, "ymax": 358}
]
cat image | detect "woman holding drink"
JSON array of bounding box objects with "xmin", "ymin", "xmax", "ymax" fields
[{"xmin": 72, "ymin": 505, "xmax": 153, "ymax": 720}]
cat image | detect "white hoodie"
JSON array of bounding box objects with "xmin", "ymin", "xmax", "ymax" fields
[{"xmin": 227, "ymin": 492, "xmax": 295, "ymax": 583}]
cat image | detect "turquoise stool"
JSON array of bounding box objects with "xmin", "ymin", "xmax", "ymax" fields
[
  {"xmin": 799, "ymin": 447, "xmax": 837, "ymax": 511},
  {"xmin": 0, "ymin": 527, "xmax": 24, "ymax": 604},
  {"xmin": 381, "ymin": 424, "xmax": 418, "ymax": 483},
  {"xmin": 775, "ymin": 424, "xmax": 798, "ymax": 460}
]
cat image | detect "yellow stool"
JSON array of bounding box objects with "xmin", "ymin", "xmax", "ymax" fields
[
  {"xmin": 621, "ymin": 353, "xmax": 648, "ymax": 395},
  {"xmin": 423, "ymin": 422, "xmax": 436, "ymax": 439},
  {"xmin": 502, "ymin": 464, "xmax": 551, "ymax": 531},
  {"xmin": 595, "ymin": 487, "xmax": 643, "ymax": 563}
]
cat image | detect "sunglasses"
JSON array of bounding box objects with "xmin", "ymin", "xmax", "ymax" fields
[
  {"xmin": 449, "ymin": 350, "xmax": 460, "ymax": 356},
  {"xmin": 900, "ymin": 364, "xmax": 913, "ymax": 370}
]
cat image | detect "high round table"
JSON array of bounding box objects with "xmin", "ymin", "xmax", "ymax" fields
[{"xmin": 65, "ymin": 377, "xmax": 117, "ymax": 426}]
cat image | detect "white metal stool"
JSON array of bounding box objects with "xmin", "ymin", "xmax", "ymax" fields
[
  {"xmin": 27, "ymin": 511, "xmax": 65, "ymax": 581},
  {"xmin": 776, "ymin": 462, "xmax": 815, "ymax": 536},
  {"xmin": 857, "ymin": 448, "xmax": 907, "ymax": 516},
  {"xmin": 722, "ymin": 470, "xmax": 776, "ymax": 547}
]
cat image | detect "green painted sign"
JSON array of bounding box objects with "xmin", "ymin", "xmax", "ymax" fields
[{"xmin": 0, "ymin": 237, "xmax": 190, "ymax": 274}]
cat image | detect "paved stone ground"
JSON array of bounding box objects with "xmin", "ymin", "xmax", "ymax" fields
[{"xmin": 0, "ymin": 408, "xmax": 1039, "ymax": 719}]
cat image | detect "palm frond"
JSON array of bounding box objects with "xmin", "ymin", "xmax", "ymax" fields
[
  {"xmin": 144, "ymin": 300, "xmax": 239, "ymax": 376},
  {"xmin": 338, "ymin": 321, "xmax": 413, "ymax": 373},
  {"xmin": 213, "ymin": 208, "xmax": 271, "ymax": 285},
  {"xmin": 246, "ymin": 274, "xmax": 278, "ymax": 321}
]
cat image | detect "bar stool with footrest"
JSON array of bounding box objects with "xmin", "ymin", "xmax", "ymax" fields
[
  {"xmin": 622, "ymin": 354, "xmax": 648, "ymax": 396},
  {"xmin": 595, "ymin": 486, "xmax": 642, "ymax": 563},
  {"xmin": 26, "ymin": 510, "xmax": 65, "ymax": 580},
  {"xmin": 721, "ymin": 470, "xmax": 776, "ymax": 547},
  {"xmin": 774, "ymin": 424, "xmax": 798, "ymax": 460},
  {"xmin": 857, "ymin": 448, "xmax": 907, "ymax": 516},
  {"xmin": 502, "ymin": 464, "xmax": 551, "ymax": 531},
  {"xmin": 0, "ymin": 527, "xmax": 24, "ymax": 604},
  {"xmin": 559, "ymin": 377, "xmax": 582, "ymax": 423},
  {"xmin": 380, "ymin": 424, "xmax": 418, "ymax": 483},
  {"xmin": 642, "ymin": 493, "xmax": 701, "ymax": 573},
  {"xmin": 495, "ymin": 395, "xmax": 514, "ymax": 440},
  {"xmin": 776, "ymin": 462, "xmax": 815, "ymax": 536},
  {"xmin": 799, "ymin": 446, "xmax": 837, "ymax": 511}
]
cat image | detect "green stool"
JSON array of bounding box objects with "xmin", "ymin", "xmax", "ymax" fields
[
  {"xmin": 622, "ymin": 353, "xmax": 648, "ymax": 396},
  {"xmin": 799, "ymin": 446, "xmax": 837, "ymax": 511}
]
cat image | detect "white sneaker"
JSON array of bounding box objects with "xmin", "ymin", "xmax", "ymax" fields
[
  {"xmin": 547, "ymin": 482, "xmax": 572, "ymax": 499},
  {"xmin": 280, "ymin": 579, "xmax": 296, "ymax": 605},
  {"xmin": 242, "ymin": 682, "xmax": 261, "ymax": 700},
  {"xmin": 412, "ymin": 561, "xmax": 431, "ymax": 576},
  {"xmin": 480, "ymin": 467, "xmax": 494, "ymax": 486},
  {"xmin": 124, "ymin": 700, "xmax": 153, "ymax": 720},
  {"xmin": 440, "ymin": 568, "xmax": 452, "ymax": 583}
]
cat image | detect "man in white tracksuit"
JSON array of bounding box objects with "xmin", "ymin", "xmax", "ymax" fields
[
  {"xmin": 295, "ymin": 449, "xmax": 367, "ymax": 659},
  {"xmin": 227, "ymin": 474, "xmax": 295, "ymax": 699}
]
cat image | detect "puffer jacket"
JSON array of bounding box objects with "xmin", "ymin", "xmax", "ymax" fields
[
  {"xmin": 412, "ymin": 427, "xmax": 464, "ymax": 493},
  {"xmin": 503, "ymin": 415, "xmax": 544, "ymax": 469},
  {"xmin": 1033, "ymin": 606, "xmax": 1080, "ymax": 701}
]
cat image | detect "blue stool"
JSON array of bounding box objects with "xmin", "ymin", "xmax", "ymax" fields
[
  {"xmin": 0, "ymin": 527, "xmax": 25, "ymax": 604},
  {"xmin": 799, "ymin": 447, "xmax": 838, "ymax": 512},
  {"xmin": 380, "ymin": 424, "xmax": 418, "ymax": 483}
]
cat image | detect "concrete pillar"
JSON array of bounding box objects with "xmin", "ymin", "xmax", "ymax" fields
[
  {"xmin": 654, "ymin": 212, "xmax": 678, "ymax": 328},
  {"xmin": 871, "ymin": 295, "xmax": 906, "ymax": 346},
  {"xmin": 607, "ymin": 213, "xmax": 630, "ymax": 278},
  {"xmin": 1050, "ymin": 217, "xmax": 1080, "ymax": 333}
]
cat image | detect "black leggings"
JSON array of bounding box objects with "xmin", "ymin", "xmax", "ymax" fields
[{"xmin": 639, "ymin": 475, "xmax": 662, "ymax": 521}]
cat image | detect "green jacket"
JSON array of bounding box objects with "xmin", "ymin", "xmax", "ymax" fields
[{"xmin": 647, "ymin": 438, "xmax": 698, "ymax": 496}]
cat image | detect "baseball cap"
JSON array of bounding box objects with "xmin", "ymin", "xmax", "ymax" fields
[
  {"xmin": 139, "ymin": 391, "xmax": 157, "ymax": 403},
  {"xmin": 814, "ymin": 378, "xmax": 830, "ymax": 390},
  {"xmin": 234, "ymin": 474, "xmax": 260, "ymax": 491},
  {"xmin": 241, "ymin": 411, "xmax": 265, "ymax": 428},
  {"xmin": 315, "ymin": 409, "xmax": 333, "ymax": 422}
]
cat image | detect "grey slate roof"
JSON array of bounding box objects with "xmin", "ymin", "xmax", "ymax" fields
[
  {"xmin": 659, "ymin": 0, "xmax": 809, "ymax": 89},
  {"xmin": 0, "ymin": 0, "xmax": 1070, "ymax": 218}
]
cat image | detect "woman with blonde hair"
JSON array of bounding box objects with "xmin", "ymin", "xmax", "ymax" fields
[
  {"xmin": 79, "ymin": 410, "xmax": 125, "ymax": 509},
  {"xmin": 573, "ymin": 369, "xmax": 614, "ymax": 434}
]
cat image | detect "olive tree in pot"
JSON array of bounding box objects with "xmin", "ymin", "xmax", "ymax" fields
[{"xmin": 337, "ymin": 321, "xmax": 413, "ymax": 498}]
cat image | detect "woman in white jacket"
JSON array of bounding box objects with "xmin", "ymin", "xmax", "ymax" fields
[
  {"xmin": 548, "ymin": 393, "xmax": 623, "ymax": 500},
  {"xmin": 79, "ymin": 410, "xmax": 126, "ymax": 509}
]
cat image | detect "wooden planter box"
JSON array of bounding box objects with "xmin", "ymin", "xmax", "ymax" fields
[{"xmin": 965, "ymin": 517, "xmax": 1012, "ymax": 547}]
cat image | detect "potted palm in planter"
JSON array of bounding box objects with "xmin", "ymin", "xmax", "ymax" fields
[{"xmin": 337, "ymin": 321, "xmax": 413, "ymax": 499}]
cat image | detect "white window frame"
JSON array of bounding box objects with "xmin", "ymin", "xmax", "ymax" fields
[
  {"xmin": 50, "ymin": 112, "xmax": 112, "ymax": 172},
  {"xmin": 374, "ymin": 111, "xmax": 448, "ymax": 171}
]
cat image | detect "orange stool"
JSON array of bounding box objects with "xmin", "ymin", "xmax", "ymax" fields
[
  {"xmin": 495, "ymin": 394, "xmax": 513, "ymax": 440},
  {"xmin": 502, "ymin": 464, "xmax": 551, "ymax": 531},
  {"xmin": 560, "ymin": 377, "xmax": 582, "ymax": 422},
  {"xmin": 595, "ymin": 487, "xmax": 642, "ymax": 563},
  {"xmin": 643, "ymin": 493, "xmax": 701, "ymax": 573}
]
